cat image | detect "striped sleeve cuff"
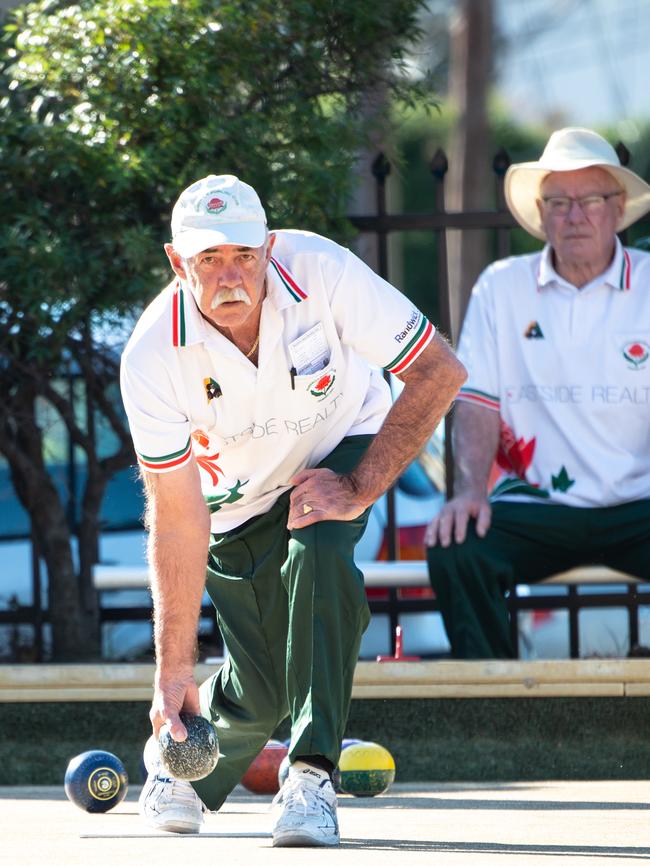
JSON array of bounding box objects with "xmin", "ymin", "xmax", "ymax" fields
[
  {"xmin": 384, "ymin": 318, "xmax": 434, "ymax": 375},
  {"xmin": 456, "ymin": 387, "xmax": 500, "ymax": 411},
  {"xmin": 136, "ymin": 437, "xmax": 193, "ymax": 472}
]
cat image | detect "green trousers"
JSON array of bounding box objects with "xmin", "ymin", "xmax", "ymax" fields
[
  {"xmin": 192, "ymin": 435, "xmax": 373, "ymax": 810},
  {"xmin": 427, "ymin": 499, "xmax": 650, "ymax": 660}
]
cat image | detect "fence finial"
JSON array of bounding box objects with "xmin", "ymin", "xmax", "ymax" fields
[
  {"xmin": 615, "ymin": 141, "xmax": 630, "ymax": 167},
  {"xmin": 430, "ymin": 148, "xmax": 448, "ymax": 179},
  {"xmin": 493, "ymin": 147, "xmax": 511, "ymax": 177},
  {"xmin": 371, "ymin": 152, "xmax": 391, "ymax": 183}
]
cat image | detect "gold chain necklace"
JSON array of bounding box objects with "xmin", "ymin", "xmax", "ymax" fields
[{"xmin": 245, "ymin": 333, "xmax": 260, "ymax": 359}]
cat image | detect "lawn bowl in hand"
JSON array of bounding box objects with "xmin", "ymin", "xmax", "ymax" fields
[
  {"xmin": 64, "ymin": 749, "xmax": 128, "ymax": 813},
  {"xmin": 158, "ymin": 712, "xmax": 219, "ymax": 782}
]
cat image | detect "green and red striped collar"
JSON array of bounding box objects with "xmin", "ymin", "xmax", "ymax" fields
[
  {"xmin": 170, "ymin": 257, "xmax": 308, "ymax": 347},
  {"xmin": 618, "ymin": 247, "xmax": 632, "ymax": 290},
  {"xmin": 268, "ymin": 256, "xmax": 308, "ymax": 305},
  {"xmin": 171, "ymin": 281, "xmax": 188, "ymax": 347},
  {"xmin": 537, "ymin": 239, "xmax": 633, "ymax": 292}
]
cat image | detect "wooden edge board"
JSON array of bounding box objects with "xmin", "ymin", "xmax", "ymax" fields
[{"xmin": 1, "ymin": 660, "xmax": 648, "ymax": 702}]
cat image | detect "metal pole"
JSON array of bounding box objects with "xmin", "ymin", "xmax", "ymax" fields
[
  {"xmin": 30, "ymin": 529, "xmax": 43, "ymax": 661},
  {"xmin": 372, "ymin": 153, "xmax": 399, "ymax": 565},
  {"xmin": 431, "ymin": 149, "xmax": 455, "ymax": 499},
  {"xmin": 493, "ymin": 147, "xmax": 511, "ymax": 261},
  {"xmin": 66, "ymin": 362, "xmax": 77, "ymax": 534}
]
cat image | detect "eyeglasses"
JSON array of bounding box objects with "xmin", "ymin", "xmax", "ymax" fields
[{"xmin": 540, "ymin": 191, "xmax": 623, "ymax": 216}]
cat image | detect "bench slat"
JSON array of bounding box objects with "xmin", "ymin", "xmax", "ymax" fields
[{"xmin": 93, "ymin": 561, "xmax": 638, "ymax": 590}]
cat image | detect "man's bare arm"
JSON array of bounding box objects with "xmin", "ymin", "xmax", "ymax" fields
[
  {"xmin": 288, "ymin": 333, "xmax": 466, "ymax": 527},
  {"xmin": 424, "ymin": 400, "xmax": 500, "ymax": 547},
  {"xmin": 143, "ymin": 459, "xmax": 211, "ymax": 739}
]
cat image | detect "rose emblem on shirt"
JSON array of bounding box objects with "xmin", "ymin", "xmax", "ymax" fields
[
  {"xmin": 309, "ymin": 370, "xmax": 335, "ymax": 400},
  {"xmin": 622, "ymin": 340, "xmax": 650, "ymax": 369}
]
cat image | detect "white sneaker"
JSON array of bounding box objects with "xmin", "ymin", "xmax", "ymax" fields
[
  {"xmin": 138, "ymin": 735, "xmax": 204, "ymax": 834},
  {"xmin": 271, "ymin": 761, "xmax": 340, "ymax": 847}
]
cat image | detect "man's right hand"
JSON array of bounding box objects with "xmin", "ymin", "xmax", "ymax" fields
[
  {"xmin": 424, "ymin": 490, "xmax": 492, "ymax": 548},
  {"xmin": 150, "ymin": 669, "xmax": 201, "ymax": 741}
]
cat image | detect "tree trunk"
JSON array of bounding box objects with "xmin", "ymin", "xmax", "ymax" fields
[
  {"xmin": 3, "ymin": 393, "xmax": 101, "ymax": 660},
  {"xmin": 77, "ymin": 466, "xmax": 106, "ymax": 625},
  {"xmin": 35, "ymin": 490, "xmax": 101, "ymax": 660},
  {"xmin": 446, "ymin": 0, "xmax": 493, "ymax": 341}
]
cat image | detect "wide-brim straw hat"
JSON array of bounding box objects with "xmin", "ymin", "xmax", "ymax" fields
[{"xmin": 504, "ymin": 127, "xmax": 650, "ymax": 240}]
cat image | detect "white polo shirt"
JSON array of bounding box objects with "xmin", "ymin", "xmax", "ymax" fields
[
  {"xmin": 121, "ymin": 229, "xmax": 434, "ymax": 532},
  {"xmin": 457, "ymin": 238, "xmax": 650, "ymax": 507}
]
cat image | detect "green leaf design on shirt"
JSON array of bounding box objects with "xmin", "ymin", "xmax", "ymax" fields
[
  {"xmin": 551, "ymin": 466, "xmax": 575, "ymax": 492},
  {"xmin": 205, "ymin": 479, "xmax": 249, "ymax": 513}
]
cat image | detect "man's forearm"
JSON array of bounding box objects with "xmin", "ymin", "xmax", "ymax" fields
[
  {"xmin": 349, "ymin": 335, "xmax": 466, "ymax": 507},
  {"xmin": 143, "ymin": 467, "xmax": 211, "ymax": 673},
  {"xmin": 148, "ymin": 526, "xmax": 210, "ymax": 671},
  {"xmin": 452, "ymin": 401, "xmax": 501, "ymax": 495}
]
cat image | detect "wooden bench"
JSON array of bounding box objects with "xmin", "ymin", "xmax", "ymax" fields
[
  {"xmin": 93, "ymin": 561, "xmax": 642, "ymax": 659},
  {"xmin": 94, "ymin": 561, "xmax": 637, "ymax": 590},
  {"xmin": 358, "ymin": 563, "xmax": 641, "ymax": 659}
]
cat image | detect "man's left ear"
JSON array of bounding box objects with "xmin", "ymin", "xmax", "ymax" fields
[
  {"xmin": 266, "ymin": 232, "xmax": 276, "ymax": 260},
  {"xmin": 164, "ymin": 243, "xmax": 187, "ymax": 279}
]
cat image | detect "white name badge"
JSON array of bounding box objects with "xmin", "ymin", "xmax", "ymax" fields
[{"xmin": 288, "ymin": 322, "xmax": 330, "ymax": 375}]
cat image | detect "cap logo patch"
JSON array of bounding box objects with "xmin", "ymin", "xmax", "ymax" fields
[{"xmin": 206, "ymin": 196, "xmax": 227, "ymax": 214}]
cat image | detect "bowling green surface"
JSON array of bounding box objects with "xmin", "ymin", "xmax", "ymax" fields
[{"xmin": 6, "ymin": 780, "xmax": 650, "ymax": 866}]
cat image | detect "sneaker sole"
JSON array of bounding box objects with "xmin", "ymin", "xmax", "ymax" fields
[
  {"xmin": 273, "ymin": 831, "xmax": 340, "ymax": 848},
  {"xmin": 146, "ymin": 818, "xmax": 203, "ymax": 834}
]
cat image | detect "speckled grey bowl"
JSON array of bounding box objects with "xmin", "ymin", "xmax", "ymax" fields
[{"xmin": 158, "ymin": 713, "xmax": 219, "ymax": 781}]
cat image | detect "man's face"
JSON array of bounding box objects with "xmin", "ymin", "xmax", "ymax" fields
[
  {"xmin": 166, "ymin": 234, "xmax": 275, "ymax": 331},
  {"xmin": 537, "ymin": 167, "xmax": 625, "ymax": 275}
]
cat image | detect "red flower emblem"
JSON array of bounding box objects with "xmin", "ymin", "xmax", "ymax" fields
[
  {"xmin": 315, "ymin": 374, "xmax": 332, "ymax": 392},
  {"xmin": 207, "ymin": 197, "xmax": 225, "ymax": 212},
  {"xmin": 496, "ymin": 420, "xmax": 536, "ymax": 480},
  {"xmin": 623, "ymin": 340, "xmax": 649, "ymax": 367},
  {"xmin": 309, "ymin": 369, "xmax": 336, "ymax": 399}
]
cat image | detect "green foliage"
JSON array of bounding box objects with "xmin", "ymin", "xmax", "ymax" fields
[
  {"xmin": 0, "ymin": 0, "xmax": 430, "ymax": 356},
  {"xmin": 0, "ymin": 0, "xmax": 431, "ymax": 393},
  {"xmin": 0, "ymin": 0, "xmax": 429, "ymax": 657},
  {"xmin": 2, "ymin": 0, "xmax": 428, "ymax": 259}
]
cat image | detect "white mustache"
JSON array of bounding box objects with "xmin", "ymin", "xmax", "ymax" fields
[{"xmin": 210, "ymin": 287, "xmax": 251, "ymax": 310}]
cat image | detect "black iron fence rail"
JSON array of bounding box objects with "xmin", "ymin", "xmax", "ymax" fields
[{"xmin": 5, "ymin": 582, "xmax": 648, "ymax": 661}]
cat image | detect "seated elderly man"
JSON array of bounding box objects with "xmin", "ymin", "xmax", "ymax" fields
[{"xmin": 426, "ymin": 127, "xmax": 650, "ymax": 659}]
